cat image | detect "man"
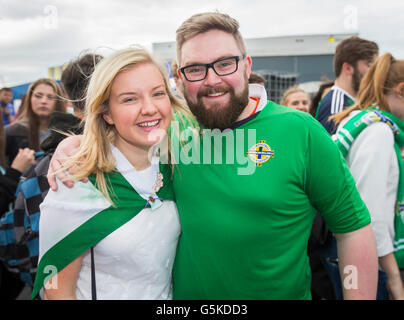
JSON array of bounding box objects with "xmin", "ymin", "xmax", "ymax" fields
[
  {"xmin": 315, "ymin": 36, "xmax": 379, "ymax": 134},
  {"xmin": 171, "ymin": 12, "xmax": 377, "ymax": 300},
  {"xmin": 49, "ymin": 12, "xmax": 378, "ymax": 299},
  {"xmin": 0, "ymin": 87, "xmax": 15, "ymax": 126}
]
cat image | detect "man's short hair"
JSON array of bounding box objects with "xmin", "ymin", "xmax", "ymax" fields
[
  {"xmin": 334, "ymin": 36, "xmax": 379, "ymax": 77},
  {"xmin": 176, "ymin": 12, "xmax": 247, "ymax": 65},
  {"xmin": 61, "ymin": 53, "xmax": 103, "ymax": 113}
]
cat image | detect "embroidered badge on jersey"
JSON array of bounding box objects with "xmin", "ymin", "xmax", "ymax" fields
[{"xmin": 247, "ymin": 140, "xmax": 275, "ymax": 167}]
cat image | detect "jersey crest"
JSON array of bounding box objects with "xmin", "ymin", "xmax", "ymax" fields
[{"xmin": 246, "ymin": 140, "xmax": 275, "ymax": 167}]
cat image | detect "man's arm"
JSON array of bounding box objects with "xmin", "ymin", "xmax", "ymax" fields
[
  {"xmin": 335, "ymin": 224, "xmax": 378, "ymax": 300},
  {"xmin": 47, "ymin": 135, "xmax": 85, "ymax": 191}
]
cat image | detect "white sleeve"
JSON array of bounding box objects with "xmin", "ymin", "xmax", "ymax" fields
[
  {"xmin": 38, "ymin": 179, "xmax": 111, "ymax": 261},
  {"xmin": 346, "ymin": 122, "xmax": 398, "ymax": 257}
]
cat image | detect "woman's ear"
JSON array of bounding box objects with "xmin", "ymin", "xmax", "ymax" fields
[
  {"xmin": 103, "ymin": 113, "xmax": 114, "ymax": 125},
  {"xmin": 396, "ymin": 82, "xmax": 404, "ymax": 97}
]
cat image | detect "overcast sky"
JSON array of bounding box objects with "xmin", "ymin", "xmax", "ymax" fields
[{"xmin": 1, "ymin": 0, "xmax": 403, "ymax": 86}]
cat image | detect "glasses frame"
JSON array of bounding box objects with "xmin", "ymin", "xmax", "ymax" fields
[{"xmin": 179, "ymin": 54, "xmax": 246, "ymax": 82}]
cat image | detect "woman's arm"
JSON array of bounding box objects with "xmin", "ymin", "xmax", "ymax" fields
[
  {"xmin": 379, "ymin": 253, "xmax": 404, "ymax": 299},
  {"xmin": 44, "ymin": 254, "xmax": 84, "ymax": 300}
]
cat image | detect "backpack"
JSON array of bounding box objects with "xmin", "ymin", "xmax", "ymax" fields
[{"xmin": 0, "ymin": 152, "xmax": 51, "ymax": 285}]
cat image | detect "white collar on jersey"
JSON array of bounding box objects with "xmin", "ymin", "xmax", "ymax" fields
[{"xmin": 249, "ymin": 83, "xmax": 268, "ymax": 112}]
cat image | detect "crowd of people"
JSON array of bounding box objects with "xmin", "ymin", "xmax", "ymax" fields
[{"xmin": 1, "ymin": 11, "xmax": 404, "ymax": 300}]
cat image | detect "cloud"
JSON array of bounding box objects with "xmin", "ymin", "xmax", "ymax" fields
[{"xmin": 0, "ymin": 0, "xmax": 403, "ymax": 86}]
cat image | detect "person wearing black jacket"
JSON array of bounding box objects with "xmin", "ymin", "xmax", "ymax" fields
[{"xmin": 1, "ymin": 109, "xmax": 35, "ymax": 299}]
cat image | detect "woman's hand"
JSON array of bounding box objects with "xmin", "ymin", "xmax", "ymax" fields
[{"xmin": 11, "ymin": 148, "xmax": 35, "ymax": 173}]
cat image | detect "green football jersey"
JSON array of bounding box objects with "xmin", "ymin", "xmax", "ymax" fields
[{"xmin": 172, "ymin": 101, "xmax": 371, "ymax": 300}]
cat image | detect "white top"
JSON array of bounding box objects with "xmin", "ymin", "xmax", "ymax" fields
[
  {"xmin": 338, "ymin": 111, "xmax": 398, "ymax": 257},
  {"xmin": 40, "ymin": 145, "xmax": 181, "ymax": 300},
  {"xmin": 76, "ymin": 199, "xmax": 180, "ymax": 300}
]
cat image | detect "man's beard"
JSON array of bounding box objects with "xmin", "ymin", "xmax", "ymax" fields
[
  {"xmin": 352, "ymin": 66, "xmax": 363, "ymax": 94},
  {"xmin": 184, "ymin": 79, "xmax": 249, "ymax": 130}
]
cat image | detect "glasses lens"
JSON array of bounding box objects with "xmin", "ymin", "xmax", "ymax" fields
[
  {"xmin": 184, "ymin": 65, "xmax": 206, "ymax": 81},
  {"xmin": 213, "ymin": 57, "xmax": 237, "ymax": 75}
]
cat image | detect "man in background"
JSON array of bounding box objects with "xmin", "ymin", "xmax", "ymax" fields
[{"xmin": 315, "ymin": 36, "xmax": 379, "ymax": 134}]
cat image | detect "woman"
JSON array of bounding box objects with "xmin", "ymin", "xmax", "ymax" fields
[
  {"xmin": 332, "ymin": 53, "xmax": 404, "ymax": 299},
  {"xmin": 32, "ymin": 47, "xmax": 195, "ymax": 300},
  {"xmin": 280, "ymin": 86, "xmax": 311, "ymax": 113},
  {"xmin": 310, "ymin": 81, "xmax": 334, "ymax": 117},
  {"xmin": 5, "ymin": 79, "xmax": 66, "ymax": 164}
]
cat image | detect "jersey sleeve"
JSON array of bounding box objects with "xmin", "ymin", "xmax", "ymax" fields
[
  {"xmin": 346, "ymin": 123, "xmax": 396, "ymax": 256},
  {"xmin": 304, "ymin": 116, "xmax": 371, "ymax": 234}
]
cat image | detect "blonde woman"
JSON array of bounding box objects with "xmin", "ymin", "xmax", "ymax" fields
[
  {"xmin": 280, "ymin": 86, "xmax": 311, "ymax": 113},
  {"xmin": 332, "ymin": 53, "xmax": 404, "ymax": 299},
  {"xmin": 32, "ymin": 47, "xmax": 195, "ymax": 300}
]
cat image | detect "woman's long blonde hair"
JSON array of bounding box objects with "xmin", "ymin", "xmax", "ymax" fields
[
  {"xmin": 61, "ymin": 47, "xmax": 196, "ymax": 201},
  {"xmin": 331, "ymin": 53, "xmax": 404, "ymax": 124}
]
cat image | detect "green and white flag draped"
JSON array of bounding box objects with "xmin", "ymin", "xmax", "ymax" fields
[
  {"xmin": 31, "ymin": 163, "xmax": 174, "ymax": 299},
  {"xmin": 332, "ymin": 108, "xmax": 404, "ymax": 268}
]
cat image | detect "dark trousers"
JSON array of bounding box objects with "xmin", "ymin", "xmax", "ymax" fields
[{"xmin": 0, "ymin": 263, "xmax": 25, "ymax": 299}]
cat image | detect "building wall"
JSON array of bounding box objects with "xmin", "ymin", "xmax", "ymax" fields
[{"xmin": 252, "ymin": 54, "xmax": 335, "ymax": 83}]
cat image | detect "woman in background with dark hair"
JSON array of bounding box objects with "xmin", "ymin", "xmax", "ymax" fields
[
  {"xmin": 310, "ymin": 81, "xmax": 334, "ymax": 117},
  {"xmin": 5, "ymin": 78, "xmax": 66, "ymax": 164}
]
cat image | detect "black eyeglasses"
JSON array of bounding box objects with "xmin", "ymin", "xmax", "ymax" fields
[{"xmin": 179, "ymin": 55, "xmax": 246, "ymax": 82}]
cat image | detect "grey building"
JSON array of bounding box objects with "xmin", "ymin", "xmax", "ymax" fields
[{"xmin": 152, "ymin": 33, "xmax": 357, "ymax": 102}]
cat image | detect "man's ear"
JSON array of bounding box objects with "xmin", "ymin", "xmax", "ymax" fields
[
  {"xmin": 245, "ymin": 56, "xmax": 252, "ymax": 79},
  {"xmin": 342, "ymin": 62, "xmax": 354, "ymax": 76},
  {"xmin": 177, "ymin": 68, "xmax": 183, "ymax": 80},
  {"xmin": 103, "ymin": 113, "xmax": 114, "ymax": 125}
]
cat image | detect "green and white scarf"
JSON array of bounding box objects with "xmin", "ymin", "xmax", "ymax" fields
[
  {"xmin": 32, "ymin": 163, "xmax": 174, "ymax": 299},
  {"xmin": 333, "ymin": 108, "xmax": 404, "ymax": 268}
]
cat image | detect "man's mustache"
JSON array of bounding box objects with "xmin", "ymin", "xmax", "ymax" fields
[{"xmin": 197, "ymin": 86, "xmax": 231, "ymax": 99}]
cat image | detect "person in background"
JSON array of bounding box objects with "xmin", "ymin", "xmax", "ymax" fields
[
  {"xmin": 316, "ymin": 36, "xmax": 379, "ymax": 134},
  {"xmin": 171, "ymin": 60, "xmax": 184, "ymax": 98},
  {"xmin": 4, "ymin": 79, "xmax": 66, "ymax": 164},
  {"xmin": 248, "ymin": 72, "xmax": 265, "ymax": 87},
  {"xmin": 0, "ymin": 109, "xmax": 35, "ymax": 300},
  {"xmin": 310, "ymin": 81, "xmax": 334, "ymax": 117},
  {"xmin": 0, "ymin": 88, "xmax": 15, "ymax": 126},
  {"xmin": 332, "ymin": 53, "xmax": 404, "ymax": 299},
  {"xmin": 248, "ymin": 72, "xmax": 265, "ymax": 86},
  {"xmin": 280, "ymin": 86, "xmax": 311, "ymax": 113}
]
